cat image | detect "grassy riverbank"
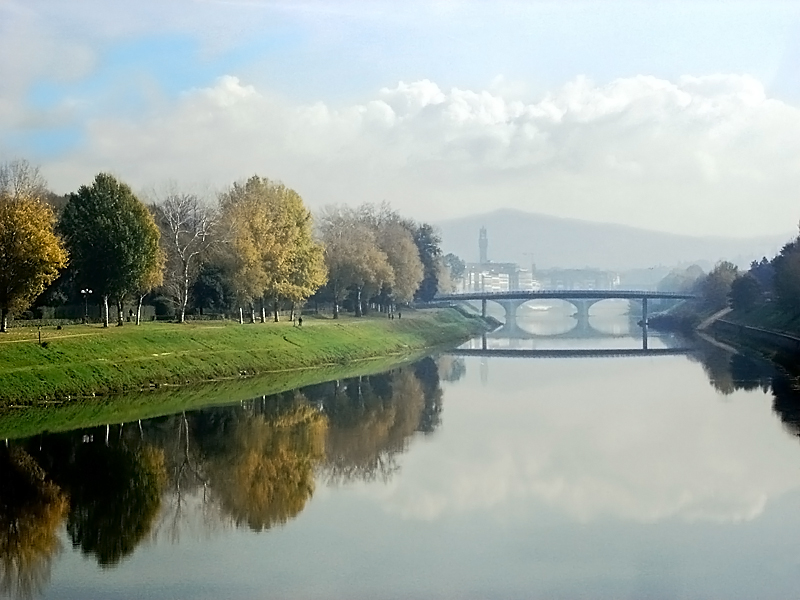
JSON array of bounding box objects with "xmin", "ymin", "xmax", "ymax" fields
[
  {"xmin": 723, "ymin": 304, "xmax": 800, "ymax": 337},
  {"xmin": 0, "ymin": 350, "xmax": 438, "ymax": 440},
  {"xmin": 0, "ymin": 308, "xmax": 486, "ymax": 406}
]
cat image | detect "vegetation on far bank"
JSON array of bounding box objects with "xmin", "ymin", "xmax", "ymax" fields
[
  {"xmin": 0, "ymin": 308, "xmax": 487, "ymax": 408},
  {"xmin": 647, "ymin": 227, "xmax": 800, "ymax": 338}
]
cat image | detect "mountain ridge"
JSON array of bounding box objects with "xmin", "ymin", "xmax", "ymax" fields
[{"xmin": 435, "ymin": 209, "xmax": 791, "ymax": 270}]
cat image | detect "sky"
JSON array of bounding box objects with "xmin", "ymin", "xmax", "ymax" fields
[{"xmin": 2, "ymin": 0, "xmax": 800, "ymax": 237}]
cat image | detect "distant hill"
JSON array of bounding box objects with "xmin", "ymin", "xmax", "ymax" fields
[{"xmin": 435, "ymin": 209, "xmax": 790, "ymax": 271}]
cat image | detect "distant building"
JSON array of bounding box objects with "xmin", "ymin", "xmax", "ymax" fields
[
  {"xmin": 536, "ymin": 268, "xmax": 620, "ymax": 290},
  {"xmin": 460, "ymin": 227, "xmax": 541, "ymax": 292}
]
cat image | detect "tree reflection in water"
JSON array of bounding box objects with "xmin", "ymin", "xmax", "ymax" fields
[
  {"xmin": 0, "ymin": 357, "xmax": 452, "ymax": 594},
  {"xmin": 692, "ymin": 338, "xmax": 800, "ymax": 437},
  {"xmin": 0, "ymin": 447, "xmax": 67, "ymax": 600},
  {"xmin": 204, "ymin": 396, "xmax": 327, "ymax": 531}
]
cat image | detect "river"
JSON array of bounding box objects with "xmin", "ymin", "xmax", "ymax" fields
[{"xmin": 3, "ymin": 305, "xmax": 800, "ymax": 599}]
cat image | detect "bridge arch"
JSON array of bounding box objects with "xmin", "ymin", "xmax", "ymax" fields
[{"xmin": 486, "ymin": 297, "xmax": 603, "ymax": 335}]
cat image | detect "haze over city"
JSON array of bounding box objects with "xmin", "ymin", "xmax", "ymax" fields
[{"xmin": 3, "ymin": 0, "xmax": 800, "ymax": 239}]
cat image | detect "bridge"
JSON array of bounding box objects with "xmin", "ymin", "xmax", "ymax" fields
[{"xmin": 434, "ymin": 290, "xmax": 696, "ymax": 334}]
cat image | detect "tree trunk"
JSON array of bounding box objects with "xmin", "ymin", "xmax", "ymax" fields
[
  {"xmin": 0, "ymin": 308, "xmax": 7, "ymax": 333},
  {"xmin": 179, "ymin": 261, "xmax": 190, "ymax": 323},
  {"xmin": 102, "ymin": 295, "xmax": 109, "ymax": 328},
  {"xmin": 238, "ymin": 306, "xmax": 244, "ymax": 324},
  {"xmin": 290, "ymin": 303, "xmax": 296, "ymax": 322},
  {"xmin": 250, "ymin": 304, "xmax": 256, "ymax": 324},
  {"xmin": 260, "ymin": 299, "xmax": 266, "ymax": 324},
  {"xmin": 136, "ymin": 295, "xmax": 144, "ymax": 325},
  {"xmin": 273, "ymin": 299, "xmax": 279, "ymax": 322},
  {"xmin": 355, "ymin": 288, "xmax": 363, "ymax": 317},
  {"xmin": 332, "ymin": 285, "xmax": 339, "ymax": 319},
  {"xmin": 116, "ymin": 299, "xmax": 124, "ymax": 326}
]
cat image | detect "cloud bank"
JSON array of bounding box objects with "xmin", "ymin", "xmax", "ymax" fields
[{"xmin": 21, "ymin": 73, "xmax": 798, "ymax": 236}]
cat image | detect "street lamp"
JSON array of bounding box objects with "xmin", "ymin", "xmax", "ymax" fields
[{"xmin": 81, "ymin": 289, "xmax": 92, "ymax": 324}]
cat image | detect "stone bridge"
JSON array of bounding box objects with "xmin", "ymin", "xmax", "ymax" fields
[{"xmin": 434, "ymin": 290, "xmax": 696, "ymax": 334}]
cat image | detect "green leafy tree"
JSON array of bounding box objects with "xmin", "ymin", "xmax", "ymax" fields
[
  {"xmin": 0, "ymin": 194, "xmax": 68, "ymax": 332},
  {"xmin": 772, "ymin": 237, "xmax": 800, "ymax": 313},
  {"xmin": 412, "ymin": 223, "xmax": 443, "ymax": 301},
  {"xmin": 729, "ymin": 273, "xmax": 762, "ymax": 312},
  {"xmin": 698, "ymin": 261, "xmax": 738, "ymax": 311},
  {"xmin": 60, "ymin": 174, "xmax": 162, "ymax": 327},
  {"xmin": 443, "ymin": 252, "xmax": 465, "ymax": 281}
]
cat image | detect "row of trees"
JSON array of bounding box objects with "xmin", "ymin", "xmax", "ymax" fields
[
  {"xmin": 655, "ymin": 224, "xmax": 800, "ymax": 317},
  {"xmin": 0, "ymin": 160, "xmax": 453, "ymax": 330}
]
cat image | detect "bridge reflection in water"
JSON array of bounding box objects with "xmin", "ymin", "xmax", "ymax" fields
[
  {"xmin": 451, "ymin": 324, "xmax": 691, "ymax": 359},
  {"xmin": 448, "ymin": 346, "xmax": 693, "ymax": 359}
]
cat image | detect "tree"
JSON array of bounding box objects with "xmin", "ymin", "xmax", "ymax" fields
[
  {"xmin": 152, "ymin": 190, "xmax": 217, "ymax": 323},
  {"xmin": 0, "ymin": 160, "xmax": 48, "ymax": 201},
  {"xmin": 0, "ymin": 191, "xmax": 68, "ymax": 332},
  {"xmin": 191, "ymin": 262, "xmax": 235, "ymax": 314},
  {"xmin": 318, "ymin": 208, "xmax": 393, "ymax": 318},
  {"xmin": 698, "ymin": 261, "xmax": 738, "ymax": 311},
  {"xmin": 772, "ymin": 237, "xmax": 800, "ymax": 313},
  {"xmin": 729, "ymin": 274, "xmax": 762, "ymax": 312},
  {"xmin": 219, "ymin": 176, "xmax": 325, "ymax": 322},
  {"xmin": 376, "ymin": 221, "xmax": 423, "ymax": 304},
  {"xmin": 132, "ymin": 247, "xmax": 165, "ymax": 325},
  {"xmin": 749, "ymin": 257, "xmax": 774, "ymax": 294},
  {"xmin": 443, "ymin": 252, "xmax": 465, "ymax": 282},
  {"xmin": 412, "ymin": 223, "xmax": 443, "ymax": 302},
  {"xmin": 60, "ymin": 174, "xmax": 162, "ymax": 327}
]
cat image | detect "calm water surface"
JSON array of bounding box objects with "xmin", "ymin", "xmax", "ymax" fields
[{"xmin": 4, "ymin": 308, "xmax": 800, "ymax": 599}]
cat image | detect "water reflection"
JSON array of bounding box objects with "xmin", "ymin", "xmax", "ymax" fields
[
  {"xmin": 0, "ymin": 359, "xmax": 449, "ymax": 598},
  {"xmin": 6, "ymin": 335, "xmax": 800, "ymax": 599},
  {"xmin": 0, "ymin": 448, "xmax": 67, "ymax": 600}
]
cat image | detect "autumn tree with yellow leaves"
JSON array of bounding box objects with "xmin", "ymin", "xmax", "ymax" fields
[
  {"xmin": 0, "ymin": 161, "xmax": 68, "ymax": 332},
  {"xmin": 219, "ymin": 176, "xmax": 326, "ymax": 323}
]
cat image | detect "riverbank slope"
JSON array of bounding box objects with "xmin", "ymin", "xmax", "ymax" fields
[{"xmin": 0, "ymin": 308, "xmax": 487, "ymax": 405}]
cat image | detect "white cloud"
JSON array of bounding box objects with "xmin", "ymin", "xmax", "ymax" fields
[
  {"xmin": 33, "ymin": 73, "xmax": 800, "ymax": 236},
  {"xmin": 351, "ymin": 360, "xmax": 800, "ymax": 525}
]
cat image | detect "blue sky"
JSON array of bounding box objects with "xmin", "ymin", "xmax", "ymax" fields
[{"xmin": 2, "ymin": 0, "xmax": 800, "ymax": 236}]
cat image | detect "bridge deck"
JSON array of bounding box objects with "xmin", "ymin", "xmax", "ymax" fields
[{"xmin": 435, "ymin": 290, "xmax": 696, "ymax": 302}]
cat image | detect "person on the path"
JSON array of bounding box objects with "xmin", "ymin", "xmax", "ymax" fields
[{"xmin": 298, "ymin": 316, "xmax": 303, "ymax": 327}]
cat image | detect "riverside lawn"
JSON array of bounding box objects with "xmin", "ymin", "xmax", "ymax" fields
[{"xmin": 0, "ymin": 308, "xmax": 485, "ymax": 408}]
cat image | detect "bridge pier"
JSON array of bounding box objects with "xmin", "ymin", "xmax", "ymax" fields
[
  {"xmin": 569, "ymin": 299, "xmax": 601, "ymax": 331},
  {"xmin": 497, "ymin": 300, "xmax": 526, "ymax": 335},
  {"xmin": 481, "ymin": 298, "xmax": 487, "ymax": 318},
  {"xmin": 642, "ymin": 297, "xmax": 649, "ymax": 350}
]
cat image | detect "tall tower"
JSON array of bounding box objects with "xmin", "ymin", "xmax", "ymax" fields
[{"xmin": 479, "ymin": 226, "xmax": 488, "ymax": 264}]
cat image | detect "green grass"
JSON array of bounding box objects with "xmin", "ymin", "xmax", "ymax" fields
[
  {"xmin": 0, "ymin": 308, "xmax": 485, "ymax": 403},
  {"xmin": 0, "ymin": 308, "xmax": 488, "ymax": 438},
  {"xmin": 0, "ymin": 350, "xmax": 436, "ymax": 440},
  {"xmin": 726, "ymin": 304, "xmax": 800, "ymax": 336}
]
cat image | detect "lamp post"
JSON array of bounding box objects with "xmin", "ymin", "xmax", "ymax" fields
[{"xmin": 81, "ymin": 289, "xmax": 92, "ymax": 324}]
